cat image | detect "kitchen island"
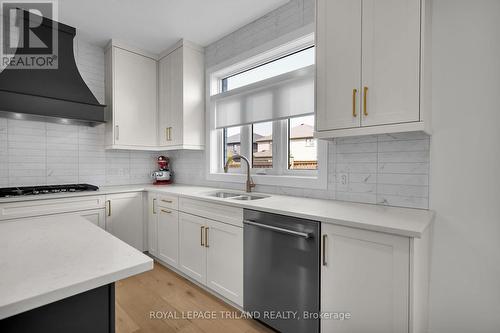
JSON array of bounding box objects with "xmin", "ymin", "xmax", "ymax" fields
[{"xmin": 0, "ymin": 215, "xmax": 153, "ymax": 333}]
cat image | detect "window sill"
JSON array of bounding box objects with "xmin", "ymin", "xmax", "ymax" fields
[{"xmin": 206, "ymin": 172, "xmax": 327, "ymax": 190}]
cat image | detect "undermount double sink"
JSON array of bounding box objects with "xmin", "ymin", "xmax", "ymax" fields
[{"xmin": 206, "ymin": 191, "xmax": 269, "ymax": 201}]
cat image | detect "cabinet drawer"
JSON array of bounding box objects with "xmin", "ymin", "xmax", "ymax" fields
[
  {"xmin": 179, "ymin": 198, "xmax": 243, "ymax": 227},
  {"xmin": 0, "ymin": 195, "xmax": 106, "ymax": 221},
  {"xmin": 157, "ymin": 194, "xmax": 179, "ymax": 210}
]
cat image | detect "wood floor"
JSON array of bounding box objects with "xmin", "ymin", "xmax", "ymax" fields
[{"xmin": 115, "ymin": 262, "xmax": 274, "ymax": 333}]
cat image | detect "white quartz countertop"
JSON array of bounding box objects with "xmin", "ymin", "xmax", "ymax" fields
[
  {"xmin": 0, "ymin": 215, "xmax": 153, "ymax": 319},
  {"xmin": 0, "ymin": 184, "xmax": 434, "ymax": 238},
  {"xmin": 145, "ymin": 185, "xmax": 434, "ymax": 238}
]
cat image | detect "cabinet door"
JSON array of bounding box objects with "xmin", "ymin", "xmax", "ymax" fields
[
  {"xmin": 79, "ymin": 209, "xmax": 106, "ymax": 229},
  {"xmin": 148, "ymin": 193, "xmax": 158, "ymax": 256},
  {"xmin": 361, "ymin": 0, "xmax": 421, "ymax": 126},
  {"xmin": 205, "ymin": 219, "xmax": 243, "ymax": 306},
  {"xmin": 158, "ymin": 47, "xmax": 183, "ymax": 147},
  {"xmin": 158, "ymin": 54, "xmax": 172, "ymax": 146},
  {"xmin": 321, "ymin": 224, "xmax": 409, "ymax": 333},
  {"xmin": 157, "ymin": 208, "xmax": 179, "ymax": 268},
  {"xmin": 113, "ymin": 47, "xmax": 158, "ymax": 146},
  {"xmin": 106, "ymin": 192, "xmax": 144, "ymax": 251},
  {"xmin": 178, "ymin": 212, "xmax": 206, "ymax": 284},
  {"xmin": 316, "ymin": 0, "xmax": 362, "ymax": 131}
]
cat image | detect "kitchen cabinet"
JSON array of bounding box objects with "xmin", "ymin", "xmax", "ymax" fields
[
  {"xmin": 79, "ymin": 209, "xmax": 106, "ymax": 229},
  {"xmin": 0, "ymin": 195, "xmax": 106, "ymax": 221},
  {"xmin": 148, "ymin": 192, "xmax": 180, "ymax": 267},
  {"xmin": 157, "ymin": 208, "xmax": 179, "ymax": 267},
  {"xmin": 158, "ymin": 40, "xmax": 205, "ymax": 150},
  {"xmin": 105, "ymin": 41, "xmax": 158, "ymax": 150},
  {"xmin": 147, "ymin": 193, "xmax": 158, "ymax": 256},
  {"xmin": 178, "ymin": 212, "xmax": 207, "ymax": 285},
  {"xmin": 321, "ymin": 223, "xmax": 430, "ymax": 333},
  {"xmin": 315, "ymin": 0, "xmax": 432, "ymax": 138},
  {"xmin": 177, "ymin": 211, "xmax": 243, "ymax": 306},
  {"xmin": 205, "ymin": 218, "xmax": 243, "ymax": 307},
  {"xmin": 105, "ymin": 192, "xmax": 144, "ymax": 251}
]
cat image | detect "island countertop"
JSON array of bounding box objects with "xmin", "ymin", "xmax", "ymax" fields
[{"xmin": 0, "ymin": 215, "xmax": 153, "ymax": 320}]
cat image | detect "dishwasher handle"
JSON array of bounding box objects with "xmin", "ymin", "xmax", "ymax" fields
[{"xmin": 244, "ymin": 220, "xmax": 311, "ymax": 239}]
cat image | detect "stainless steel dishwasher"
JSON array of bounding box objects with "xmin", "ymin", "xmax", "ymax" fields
[{"xmin": 243, "ymin": 209, "xmax": 320, "ymax": 333}]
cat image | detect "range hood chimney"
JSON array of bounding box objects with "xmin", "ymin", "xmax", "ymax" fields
[{"xmin": 0, "ymin": 11, "xmax": 105, "ymax": 126}]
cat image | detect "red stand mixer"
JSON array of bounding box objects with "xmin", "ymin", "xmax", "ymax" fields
[{"xmin": 151, "ymin": 156, "xmax": 173, "ymax": 185}]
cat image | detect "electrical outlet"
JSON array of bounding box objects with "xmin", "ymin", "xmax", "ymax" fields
[{"xmin": 337, "ymin": 173, "xmax": 349, "ymax": 191}]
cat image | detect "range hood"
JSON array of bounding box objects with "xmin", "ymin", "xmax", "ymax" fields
[{"xmin": 0, "ymin": 11, "xmax": 105, "ymax": 126}]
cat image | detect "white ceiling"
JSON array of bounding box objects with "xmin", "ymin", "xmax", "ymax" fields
[{"xmin": 58, "ymin": 0, "xmax": 289, "ymax": 54}]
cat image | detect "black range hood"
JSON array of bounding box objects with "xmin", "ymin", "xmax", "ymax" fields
[{"xmin": 0, "ymin": 11, "xmax": 105, "ymax": 126}]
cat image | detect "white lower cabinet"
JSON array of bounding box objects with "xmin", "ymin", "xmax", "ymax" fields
[
  {"xmin": 105, "ymin": 192, "xmax": 144, "ymax": 251},
  {"xmin": 157, "ymin": 208, "xmax": 179, "ymax": 268},
  {"xmin": 78, "ymin": 209, "xmax": 106, "ymax": 229},
  {"xmin": 178, "ymin": 212, "xmax": 243, "ymax": 306},
  {"xmin": 205, "ymin": 218, "xmax": 243, "ymax": 306},
  {"xmin": 321, "ymin": 223, "xmax": 410, "ymax": 333},
  {"xmin": 178, "ymin": 212, "xmax": 207, "ymax": 284},
  {"xmin": 147, "ymin": 193, "xmax": 158, "ymax": 256},
  {"xmin": 148, "ymin": 192, "xmax": 180, "ymax": 267}
]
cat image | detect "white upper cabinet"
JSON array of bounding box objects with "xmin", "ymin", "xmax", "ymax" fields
[
  {"xmin": 361, "ymin": 0, "xmax": 421, "ymax": 127},
  {"xmin": 158, "ymin": 40, "xmax": 205, "ymax": 150},
  {"xmin": 315, "ymin": 0, "xmax": 431, "ymax": 138},
  {"xmin": 316, "ymin": 0, "xmax": 362, "ymax": 131},
  {"xmin": 104, "ymin": 40, "xmax": 205, "ymax": 150},
  {"xmin": 105, "ymin": 43, "xmax": 158, "ymax": 149}
]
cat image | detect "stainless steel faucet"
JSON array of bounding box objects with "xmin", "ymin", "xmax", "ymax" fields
[{"xmin": 224, "ymin": 154, "xmax": 255, "ymax": 193}]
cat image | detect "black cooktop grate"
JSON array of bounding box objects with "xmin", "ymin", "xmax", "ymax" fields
[{"xmin": 0, "ymin": 184, "xmax": 99, "ymax": 197}]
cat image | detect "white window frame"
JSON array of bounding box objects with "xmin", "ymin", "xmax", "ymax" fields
[{"xmin": 205, "ymin": 26, "xmax": 327, "ymax": 190}]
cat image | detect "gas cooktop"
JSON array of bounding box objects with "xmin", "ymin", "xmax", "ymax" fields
[{"xmin": 0, "ymin": 184, "xmax": 99, "ymax": 198}]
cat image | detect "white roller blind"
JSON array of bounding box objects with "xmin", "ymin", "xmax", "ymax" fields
[{"xmin": 213, "ymin": 65, "xmax": 314, "ymax": 129}]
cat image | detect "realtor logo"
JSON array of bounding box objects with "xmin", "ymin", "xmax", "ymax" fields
[{"xmin": 1, "ymin": 0, "xmax": 58, "ymax": 69}]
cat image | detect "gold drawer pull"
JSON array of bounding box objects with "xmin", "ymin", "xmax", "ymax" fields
[
  {"xmin": 160, "ymin": 209, "xmax": 172, "ymax": 214},
  {"xmin": 352, "ymin": 88, "xmax": 358, "ymax": 117},
  {"xmin": 161, "ymin": 199, "xmax": 173, "ymax": 203},
  {"xmin": 106, "ymin": 200, "xmax": 111, "ymax": 217},
  {"xmin": 363, "ymin": 86, "xmax": 368, "ymax": 116},
  {"xmin": 322, "ymin": 234, "xmax": 327, "ymax": 266}
]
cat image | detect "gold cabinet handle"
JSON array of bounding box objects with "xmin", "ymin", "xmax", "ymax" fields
[
  {"xmin": 160, "ymin": 209, "xmax": 172, "ymax": 214},
  {"xmin": 152, "ymin": 198, "xmax": 156, "ymax": 214},
  {"xmin": 363, "ymin": 86, "xmax": 368, "ymax": 116},
  {"xmin": 352, "ymin": 88, "xmax": 358, "ymax": 117},
  {"xmin": 161, "ymin": 199, "xmax": 173, "ymax": 203},
  {"xmin": 322, "ymin": 234, "xmax": 327, "ymax": 266},
  {"xmin": 205, "ymin": 227, "xmax": 209, "ymax": 248},
  {"xmin": 115, "ymin": 125, "xmax": 119, "ymax": 141},
  {"xmin": 166, "ymin": 127, "xmax": 172, "ymax": 141},
  {"xmin": 106, "ymin": 200, "xmax": 111, "ymax": 217},
  {"xmin": 200, "ymin": 226, "xmax": 205, "ymax": 247}
]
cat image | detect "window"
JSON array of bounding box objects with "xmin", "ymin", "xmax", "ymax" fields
[
  {"xmin": 207, "ymin": 33, "xmax": 327, "ymax": 189},
  {"xmin": 252, "ymin": 121, "xmax": 273, "ymax": 168},
  {"xmin": 223, "ymin": 126, "xmax": 241, "ymax": 169},
  {"xmin": 288, "ymin": 115, "xmax": 317, "ymax": 170},
  {"xmin": 222, "ymin": 46, "xmax": 315, "ymax": 92}
]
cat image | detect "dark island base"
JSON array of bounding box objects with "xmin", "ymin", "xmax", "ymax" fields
[{"xmin": 0, "ymin": 283, "xmax": 115, "ymax": 333}]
